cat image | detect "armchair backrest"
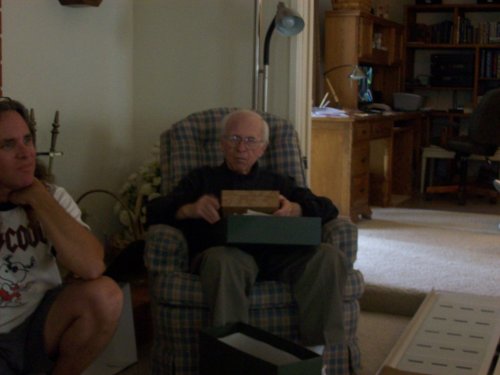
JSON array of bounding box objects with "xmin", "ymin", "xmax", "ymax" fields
[
  {"xmin": 470, "ymin": 87, "xmax": 500, "ymax": 146},
  {"xmin": 160, "ymin": 107, "xmax": 306, "ymax": 195}
]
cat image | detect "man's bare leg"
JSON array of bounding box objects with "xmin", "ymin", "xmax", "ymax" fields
[{"xmin": 43, "ymin": 276, "xmax": 123, "ymax": 375}]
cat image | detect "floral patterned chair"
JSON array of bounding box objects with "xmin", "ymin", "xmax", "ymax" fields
[{"xmin": 144, "ymin": 108, "xmax": 365, "ymax": 375}]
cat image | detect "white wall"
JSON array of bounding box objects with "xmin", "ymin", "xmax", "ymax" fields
[
  {"xmin": 3, "ymin": 0, "xmax": 134, "ymax": 196},
  {"xmin": 131, "ymin": 0, "xmax": 293, "ymax": 154},
  {"xmin": 132, "ymin": 0, "xmax": 254, "ymax": 161}
]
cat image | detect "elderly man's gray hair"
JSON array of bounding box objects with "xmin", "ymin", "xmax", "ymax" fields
[{"xmin": 221, "ymin": 109, "xmax": 270, "ymax": 143}]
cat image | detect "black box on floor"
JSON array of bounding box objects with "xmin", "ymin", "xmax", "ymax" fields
[{"xmin": 199, "ymin": 323, "xmax": 322, "ymax": 375}]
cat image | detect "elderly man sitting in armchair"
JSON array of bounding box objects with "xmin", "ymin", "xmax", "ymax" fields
[{"xmin": 147, "ymin": 109, "xmax": 348, "ymax": 359}]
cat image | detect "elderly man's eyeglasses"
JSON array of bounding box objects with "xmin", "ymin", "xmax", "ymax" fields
[{"xmin": 223, "ymin": 135, "xmax": 265, "ymax": 149}]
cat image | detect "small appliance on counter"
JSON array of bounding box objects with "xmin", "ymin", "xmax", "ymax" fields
[{"xmin": 393, "ymin": 92, "xmax": 424, "ymax": 111}]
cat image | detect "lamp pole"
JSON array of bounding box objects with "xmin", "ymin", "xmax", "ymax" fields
[
  {"xmin": 253, "ymin": 0, "xmax": 263, "ymax": 111},
  {"xmin": 263, "ymin": 18, "xmax": 277, "ymax": 113},
  {"xmin": 253, "ymin": 1, "xmax": 304, "ymax": 113}
]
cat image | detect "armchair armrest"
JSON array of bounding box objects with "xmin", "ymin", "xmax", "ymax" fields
[
  {"xmin": 144, "ymin": 219, "xmax": 358, "ymax": 273},
  {"xmin": 321, "ymin": 218, "xmax": 358, "ymax": 269},
  {"xmin": 144, "ymin": 224, "xmax": 190, "ymax": 274}
]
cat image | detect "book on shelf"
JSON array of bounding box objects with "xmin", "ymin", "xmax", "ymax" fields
[
  {"xmin": 453, "ymin": 20, "xmax": 500, "ymax": 45},
  {"xmin": 409, "ymin": 19, "xmax": 500, "ymax": 45},
  {"xmin": 476, "ymin": 21, "xmax": 500, "ymax": 44},
  {"xmin": 458, "ymin": 17, "xmax": 474, "ymax": 44},
  {"xmin": 479, "ymin": 50, "xmax": 500, "ymax": 79}
]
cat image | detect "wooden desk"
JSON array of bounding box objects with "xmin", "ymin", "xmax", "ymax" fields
[{"xmin": 310, "ymin": 112, "xmax": 423, "ymax": 222}]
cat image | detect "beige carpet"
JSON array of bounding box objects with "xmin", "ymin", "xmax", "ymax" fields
[
  {"xmin": 355, "ymin": 207, "xmax": 499, "ymax": 374},
  {"xmin": 357, "ymin": 207, "xmax": 500, "ymax": 306},
  {"xmin": 357, "ymin": 312, "xmax": 412, "ymax": 375}
]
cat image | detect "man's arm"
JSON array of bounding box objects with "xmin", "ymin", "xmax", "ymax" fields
[
  {"xmin": 175, "ymin": 194, "xmax": 221, "ymax": 224},
  {"xmin": 146, "ymin": 166, "xmax": 219, "ymax": 228},
  {"xmin": 273, "ymin": 194, "xmax": 302, "ymax": 217},
  {"xmin": 9, "ymin": 179, "xmax": 105, "ymax": 279},
  {"xmin": 277, "ymin": 175, "xmax": 339, "ymax": 222}
]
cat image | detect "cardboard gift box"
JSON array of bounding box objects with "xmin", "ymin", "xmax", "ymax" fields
[
  {"xmin": 221, "ymin": 190, "xmax": 280, "ymax": 215},
  {"xmin": 225, "ymin": 215, "xmax": 322, "ymax": 247},
  {"xmin": 199, "ymin": 322, "xmax": 323, "ymax": 375}
]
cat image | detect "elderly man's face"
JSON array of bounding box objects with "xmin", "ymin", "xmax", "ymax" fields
[
  {"xmin": 221, "ymin": 112, "xmax": 267, "ymax": 175},
  {"xmin": 0, "ymin": 111, "xmax": 36, "ymax": 202}
]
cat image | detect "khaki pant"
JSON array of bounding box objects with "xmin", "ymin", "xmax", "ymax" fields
[{"xmin": 198, "ymin": 243, "xmax": 347, "ymax": 345}]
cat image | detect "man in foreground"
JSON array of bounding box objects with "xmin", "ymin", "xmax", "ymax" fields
[
  {"xmin": 147, "ymin": 109, "xmax": 347, "ymax": 349},
  {"xmin": 0, "ymin": 97, "xmax": 123, "ymax": 375}
]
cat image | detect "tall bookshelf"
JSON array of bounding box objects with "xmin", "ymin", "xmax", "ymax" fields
[{"xmin": 404, "ymin": 4, "xmax": 500, "ymax": 110}]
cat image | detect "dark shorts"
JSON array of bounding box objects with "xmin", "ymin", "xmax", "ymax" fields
[{"xmin": 0, "ymin": 287, "xmax": 62, "ymax": 375}]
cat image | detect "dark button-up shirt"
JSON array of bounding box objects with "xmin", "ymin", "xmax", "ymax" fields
[{"xmin": 146, "ymin": 162, "xmax": 338, "ymax": 260}]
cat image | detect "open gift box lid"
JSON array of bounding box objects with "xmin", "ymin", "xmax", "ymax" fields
[{"xmin": 199, "ymin": 322, "xmax": 323, "ymax": 375}]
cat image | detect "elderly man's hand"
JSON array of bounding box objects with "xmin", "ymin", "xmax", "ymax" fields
[
  {"xmin": 176, "ymin": 194, "xmax": 221, "ymax": 224},
  {"xmin": 193, "ymin": 195, "xmax": 221, "ymax": 223},
  {"xmin": 273, "ymin": 195, "xmax": 302, "ymax": 217}
]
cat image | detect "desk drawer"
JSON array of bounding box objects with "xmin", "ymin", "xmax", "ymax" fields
[
  {"xmin": 352, "ymin": 142, "xmax": 369, "ymax": 175},
  {"xmin": 351, "ymin": 174, "xmax": 369, "ymax": 207},
  {"xmin": 353, "ymin": 123, "xmax": 370, "ymax": 142},
  {"xmin": 371, "ymin": 121, "xmax": 392, "ymax": 139}
]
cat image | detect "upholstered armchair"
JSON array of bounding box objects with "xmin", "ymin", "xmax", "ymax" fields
[{"xmin": 144, "ymin": 108, "xmax": 365, "ymax": 375}]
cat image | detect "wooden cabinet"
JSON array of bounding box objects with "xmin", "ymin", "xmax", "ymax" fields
[
  {"xmin": 324, "ymin": 10, "xmax": 404, "ymax": 109},
  {"xmin": 310, "ymin": 113, "xmax": 423, "ymax": 222},
  {"xmin": 404, "ymin": 4, "xmax": 500, "ymax": 109},
  {"xmin": 311, "ymin": 117, "xmax": 372, "ymax": 222}
]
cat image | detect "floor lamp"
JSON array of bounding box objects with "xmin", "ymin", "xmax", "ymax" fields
[{"xmin": 253, "ymin": 1, "xmax": 304, "ymax": 112}]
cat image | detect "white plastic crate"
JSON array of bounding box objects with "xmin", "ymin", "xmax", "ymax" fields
[
  {"xmin": 379, "ymin": 290, "xmax": 500, "ymax": 375},
  {"xmin": 83, "ymin": 283, "xmax": 138, "ymax": 375}
]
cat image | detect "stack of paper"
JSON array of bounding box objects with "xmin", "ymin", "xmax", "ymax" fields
[{"xmin": 311, "ymin": 107, "xmax": 348, "ymax": 118}]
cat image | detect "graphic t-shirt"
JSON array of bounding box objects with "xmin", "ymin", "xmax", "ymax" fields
[{"xmin": 0, "ymin": 185, "xmax": 87, "ymax": 334}]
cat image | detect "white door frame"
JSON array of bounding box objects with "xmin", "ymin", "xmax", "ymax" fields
[{"xmin": 289, "ymin": 0, "xmax": 314, "ymax": 184}]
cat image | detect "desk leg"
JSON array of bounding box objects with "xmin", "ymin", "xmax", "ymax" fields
[
  {"xmin": 349, "ymin": 207, "xmax": 372, "ymax": 223},
  {"xmin": 361, "ymin": 209, "xmax": 372, "ymax": 220},
  {"xmin": 420, "ymin": 153, "xmax": 427, "ymax": 194}
]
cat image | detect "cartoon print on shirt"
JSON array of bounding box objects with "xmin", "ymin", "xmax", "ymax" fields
[{"xmin": 0, "ymin": 254, "xmax": 36, "ymax": 306}]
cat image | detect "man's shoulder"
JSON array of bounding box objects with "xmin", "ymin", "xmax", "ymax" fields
[
  {"xmin": 259, "ymin": 167, "xmax": 294, "ymax": 183},
  {"xmin": 189, "ymin": 164, "xmax": 222, "ymax": 176},
  {"xmin": 180, "ymin": 164, "xmax": 225, "ymax": 185}
]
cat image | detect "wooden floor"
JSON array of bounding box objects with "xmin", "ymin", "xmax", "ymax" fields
[{"xmin": 116, "ymin": 192, "xmax": 499, "ymax": 375}]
